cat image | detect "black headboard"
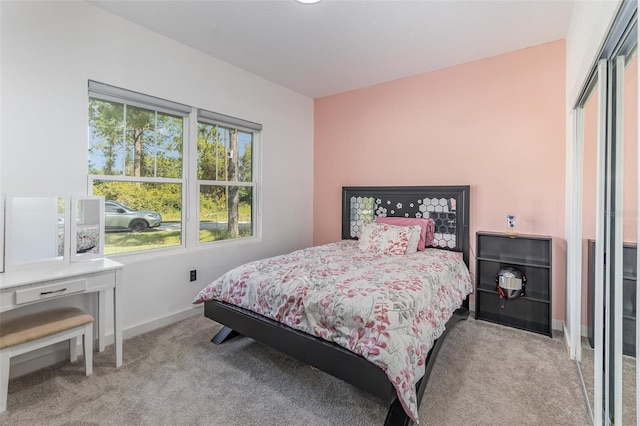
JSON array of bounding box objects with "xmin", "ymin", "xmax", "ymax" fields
[{"xmin": 341, "ymin": 186, "xmax": 470, "ymax": 267}]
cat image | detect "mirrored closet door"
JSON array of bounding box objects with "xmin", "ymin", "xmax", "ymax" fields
[
  {"xmin": 580, "ymin": 71, "xmax": 599, "ymax": 421},
  {"xmin": 616, "ymin": 42, "xmax": 637, "ymax": 426},
  {"xmin": 575, "ymin": 1, "xmax": 637, "ymax": 424}
]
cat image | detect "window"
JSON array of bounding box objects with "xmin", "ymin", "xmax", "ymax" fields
[
  {"xmin": 197, "ymin": 113, "xmax": 256, "ymax": 243},
  {"xmin": 88, "ymin": 81, "xmax": 260, "ymax": 255}
]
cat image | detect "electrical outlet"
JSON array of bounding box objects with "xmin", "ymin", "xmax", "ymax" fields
[{"xmin": 190, "ymin": 270, "xmax": 197, "ymax": 282}]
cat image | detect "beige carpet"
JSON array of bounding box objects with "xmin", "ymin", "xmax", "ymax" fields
[{"xmin": 0, "ymin": 315, "xmax": 590, "ymax": 426}]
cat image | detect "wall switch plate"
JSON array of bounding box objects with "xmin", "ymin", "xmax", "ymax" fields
[{"xmin": 190, "ymin": 270, "xmax": 197, "ymax": 282}]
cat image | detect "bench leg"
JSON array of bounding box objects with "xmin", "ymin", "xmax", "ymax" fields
[
  {"xmin": 70, "ymin": 336, "xmax": 78, "ymax": 362},
  {"xmin": 0, "ymin": 351, "xmax": 9, "ymax": 413},
  {"xmin": 83, "ymin": 323, "xmax": 93, "ymax": 376}
]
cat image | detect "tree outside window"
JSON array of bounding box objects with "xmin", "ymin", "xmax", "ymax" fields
[{"xmin": 197, "ymin": 121, "xmax": 253, "ymax": 243}]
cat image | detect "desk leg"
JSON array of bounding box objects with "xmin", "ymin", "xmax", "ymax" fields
[
  {"xmin": 114, "ymin": 268, "xmax": 123, "ymax": 367},
  {"xmin": 98, "ymin": 290, "xmax": 106, "ymax": 352}
]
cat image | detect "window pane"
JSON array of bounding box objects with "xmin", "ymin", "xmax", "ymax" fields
[
  {"xmin": 92, "ymin": 180, "xmax": 182, "ymax": 254},
  {"xmin": 197, "ymin": 122, "xmax": 227, "ymax": 181},
  {"xmin": 89, "ymin": 99, "xmax": 183, "ymax": 178},
  {"xmin": 125, "ymin": 105, "xmax": 155, "ymax": 178},
  {"xmin": 199, "ymin": 184, "xmax": 252, "ymax": 243},
  {"xmin": 197, "ymin": 122, "xmax": 253, "ymax": 182},
  {"xmin": 89, "ymin": 99, "xmax": 125, "ymax": 175},
  {"xmin": 238, "ymin": 131, "xmax": 252, "ymax": 182}
]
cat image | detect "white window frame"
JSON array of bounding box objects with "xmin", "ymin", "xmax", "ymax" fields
[
  {"xmin": 195, "ymin": 111, "xmax": 261, "ymax": 247},
  {"xmin": 87, "ymin": 81, "xmax": 262, "ymax": 257}
]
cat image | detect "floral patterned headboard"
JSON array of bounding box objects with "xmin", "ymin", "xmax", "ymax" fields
[{"xmin": 341, "ymin": 186, "xmax": 470, "ymax": 266}]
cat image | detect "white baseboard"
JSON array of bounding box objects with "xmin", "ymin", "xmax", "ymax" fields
[
  {"xmin": 123, "ymin": 305, "xmax": 203, "ymax": 341},
  {"xmin": 8, "ymin": 305, "xmax": 204, "ymax": 379},
  {"xmin": 563, "ymin": 323, "xmax": 573, "ymax": 358},
  {"xmin": 552, "ymin": 319, "xmax": 564, "ymax": 332}
]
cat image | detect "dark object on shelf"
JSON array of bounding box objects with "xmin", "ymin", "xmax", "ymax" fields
[
  {"xmin": 587, "ymin": 239, "xmax": 636, "ymax": 357},
  {"xmin": 496, "ymin": 266, "xmax": 527, "ymax": 309},
  {"xmin": 475, "ymin": 232, "xmax": 552, "ymax": 337},
  {"xmin": 204, "ymin": 185, "xmax": 471, "ymax": 426}
]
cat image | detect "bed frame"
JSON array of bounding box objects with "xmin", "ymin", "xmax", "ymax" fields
[{"xmin": 204, "ymin": 185, "xmax": 470, "ymax": 425}]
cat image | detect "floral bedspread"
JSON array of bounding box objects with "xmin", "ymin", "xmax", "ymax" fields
[{"xmin": 193, "ymin": 240, "xmax": 472, "ymax": 423}]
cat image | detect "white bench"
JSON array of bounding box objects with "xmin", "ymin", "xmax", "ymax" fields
[{"xmin": 0, "ymin": 307, "xmax": 94, "ymax": 412}]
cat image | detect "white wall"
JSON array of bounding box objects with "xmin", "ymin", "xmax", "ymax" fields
[
  {"xmin": 564, "ymin": 0, "xmax": 621, "ymax": 358},
  {"xmin": 0, "ymin": 1, "xmax": 313, "ymax": 348}
]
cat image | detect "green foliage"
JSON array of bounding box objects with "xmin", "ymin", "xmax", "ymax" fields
[
  {"xmin": 89, "ymin": 99, "xmax": 183, "ymax": 178},
  {"xmin": 239, "ymin": 141, "xmax": 252, "ymax": 182},
  {"xmin": 197, "ymin": 122, "xmax": 226, "ymax": 181},
  {"xmin": 196, "ymin": 122, "xmax": 252, "ymax": 184},
  {"xmin": 93, "ymin": 181, "xmax": 182, "ymax": 220},
  {"xmin": 89, "ymin": 100, "xmax": 123, "ymax": 175},
  {"xmin": 199, "ymin": 188, "xmax": 252, "ymax": 220}
]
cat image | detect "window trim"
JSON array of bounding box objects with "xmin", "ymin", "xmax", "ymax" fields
[
  {"xmin": 89, "ymin": 80, "xmax": 191, "ymax": 117},
  {"xmin": 198, "ymin": 109, "xmax": 263, "ymax": 132}
]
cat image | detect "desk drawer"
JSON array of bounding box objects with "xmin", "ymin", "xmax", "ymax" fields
[{"xmin": 14, "ymin": 279, "xmax": 87, "ymax": 305}]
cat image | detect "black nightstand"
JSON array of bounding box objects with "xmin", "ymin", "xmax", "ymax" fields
[
  {"xmin": 587, "ymin": 239, "xmax": 637, "ymax": 355},
  {"xmin": 475, "ymin": 232, "xmax": 552, "ymax": 336}
]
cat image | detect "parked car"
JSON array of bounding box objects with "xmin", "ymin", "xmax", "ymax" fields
[{"xmin": 105, "ymin": 200, "xmax": 162, "ymax": 232}]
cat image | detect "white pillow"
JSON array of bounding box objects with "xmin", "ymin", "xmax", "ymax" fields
[
  {"xmin": 403, "ymin": 225, "xmax": 422, "ymax": 254},
  {"xmin": 358, "ymin": 222, "xmax": 380, "ymax": 252},
  {"xmin": 358, "ymin": 222, "xmax": 418, "ymax": 255}
]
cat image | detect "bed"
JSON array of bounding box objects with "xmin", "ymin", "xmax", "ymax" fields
[{"xmin": 194, "ymin": 185, "xmax": 471, "ymax": 425}]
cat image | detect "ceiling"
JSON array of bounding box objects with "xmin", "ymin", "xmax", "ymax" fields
[{"xmin": 91, "ymin": 0, "xmax": 576, "ymax": 99}]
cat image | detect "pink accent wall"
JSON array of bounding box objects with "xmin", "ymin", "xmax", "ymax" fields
[{"xmin": 314, "ymin": 40, "xmax": 567, "ymax": 321}]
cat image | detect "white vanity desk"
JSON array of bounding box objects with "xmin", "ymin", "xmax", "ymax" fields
[{"xmin": 0, "ymin": 258, "xmax": 123, "ymax": 367}]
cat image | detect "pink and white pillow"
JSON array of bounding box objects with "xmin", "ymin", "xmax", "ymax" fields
[
  {"xmin": 358, "ymin": 222, "xmax": 422, "ymax": 255},
  {"xmin": 375, "ymin": 217, "xmax": 435, "ymax": 250}
]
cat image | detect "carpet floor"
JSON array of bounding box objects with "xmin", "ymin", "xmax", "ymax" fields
[
  {"xmin": 1, "ymin": 314, "xmax": 590, "ymax": 425},
  {"xmin": 579, "ymin": 337, "xmax": 636, "ymax": 424}
]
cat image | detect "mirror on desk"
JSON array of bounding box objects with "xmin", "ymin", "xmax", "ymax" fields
[
  {"xmin": 4, "ymin": 196, "xmax": 67, "ymax": 269},
  {"xmin": 70, "ymin": 196, "xmax": 104, "ymax": 261},
  {"xmin": 2, "ymin": 195, "xmax": 106, "ymax": 270}
]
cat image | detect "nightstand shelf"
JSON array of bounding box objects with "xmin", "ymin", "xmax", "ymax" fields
[
  {"xmin": 475, "ymin": 232, "xmax": 552, "ymax": 337},
  {"xmin": 587, "ymin": 240, "xmax": 636, "ymax": 356}
]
